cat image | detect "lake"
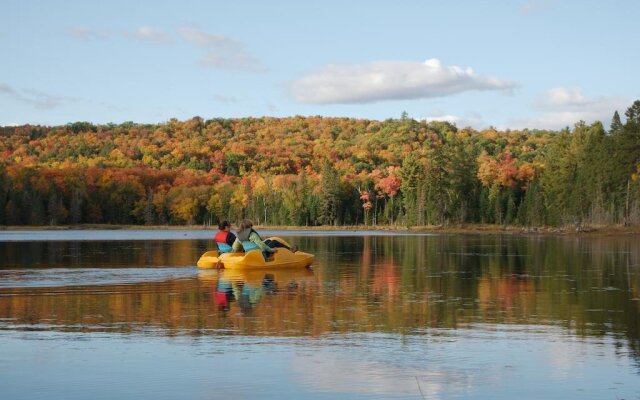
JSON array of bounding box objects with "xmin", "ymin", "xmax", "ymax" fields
[{"xmin": 0, "ymin": 230, "xmax": 638, "ymax": 399}]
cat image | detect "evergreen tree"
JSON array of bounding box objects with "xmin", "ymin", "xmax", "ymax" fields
[
  {"xmin": 298, "ymin": 170, "xmax": 312, "ymax": 225},
  {"xmin": 400, "ymin": 154, "xmax": 424, "ymax": 226},
  {"xmin": 424, "ymin": 145, "xmax": 453, "ymax": 224},
  {"xmin": 517, "ymin": 178, "xmax": 545, "ymax": 226},
  {"xmin": 20, "ymin": 189, "xmax": 32, "ymax": 225},
  {"xmin": 69, "ymin": 188, "xmax": 83, "ymax": 224},
  {"xmin": 144, "ymin": 191, "xmax": 155, "ymax": 225},
  {"xmin": 540, "ymin": 129, "xmax": 576, "ymax": 224},
  {"xmin": 5, "ymin": 195, "xmax": 21, "ymax": 225},
  {"xmin": 318, "ymin": 161, "xmax": 340, "ymax": 225},
  {"xmin": 0, "ymin": 169, "xmax": 7, "ymax": 225},
  {"xmin": 610, "ymin": 110, "xmax": 623, "ymax": 133},
  {"xmin": 29, "ymin": 194, "xmax": 46, "ymax": 225},
  {"xmin": 624, "ymin": 100, "xmax": 640, "ymax": 126}
]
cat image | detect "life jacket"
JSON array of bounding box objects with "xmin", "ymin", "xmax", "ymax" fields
[
  {"xmin": 214, "ymin": 231, "xmax": 233, "ymax": 253},
  {"xmin": 237, "ymin": 229, "xmax": 261, "ymax": 252},
  {"xmin": 241, "ymin": 241, "xmax": 260, "ymax": 251}
]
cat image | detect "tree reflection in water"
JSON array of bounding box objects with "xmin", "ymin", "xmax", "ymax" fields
[{"xmin": 0, "ymin": 234, "xmax": 638, "ymax": 363}]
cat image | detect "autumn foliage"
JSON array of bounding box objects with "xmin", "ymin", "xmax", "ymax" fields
[{"xmin": 1, "ymin": 104, "xmax": 639, "ymax": 227}]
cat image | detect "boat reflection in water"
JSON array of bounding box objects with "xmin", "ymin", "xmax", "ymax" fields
[{"xmin": 198, "ymin": 267, "xmax": 316, "ymax": 313}]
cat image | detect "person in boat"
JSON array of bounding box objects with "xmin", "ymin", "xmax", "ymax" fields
[
  {"xmin": 214, "ymin": 220, "xmax": 236, "ymax": 254},
  {"xmin": 232, "ymin": 219, "xmax": 297, "ymax": 259}
]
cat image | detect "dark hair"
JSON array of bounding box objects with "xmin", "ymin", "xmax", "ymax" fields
[{"xmin": 218, "ymin": 220, "xmax": 231, "ymax": 230}]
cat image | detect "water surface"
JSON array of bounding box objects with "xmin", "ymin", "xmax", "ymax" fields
[{"xmin": 0, "ymin": 231, "xmax": 638, "ymax": 399}]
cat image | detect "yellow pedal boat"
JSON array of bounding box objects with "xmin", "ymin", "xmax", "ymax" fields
[{"xmin": 197, "ymin": 237, "xmax": 314, "ymax": 270}]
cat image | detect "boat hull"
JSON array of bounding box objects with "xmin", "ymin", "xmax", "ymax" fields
[
  {"xmin": 197, "ymin": 248, "xmax": 314, "ymax": 270},
  {"xmin": 197, "ymin": 236, "xmax": 314, "ymax": 270}
]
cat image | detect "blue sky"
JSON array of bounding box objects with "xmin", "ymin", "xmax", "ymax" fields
[{"xmin": 1, "ymin": 0, "xmax": 638, "ymax": 129}]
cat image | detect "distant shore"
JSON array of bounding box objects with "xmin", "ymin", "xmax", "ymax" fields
[{"xmin": 0, "ymin": 223, "xmax": 638, "ymax": 236}]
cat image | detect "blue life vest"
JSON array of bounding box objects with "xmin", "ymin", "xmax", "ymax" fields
[
  {"xmin": 241, "ymin": 240, "xmax": 260, "ymax": 251},
  {"xmin": 216, "ymin": 243, "xmax": 233, "ymax": 254}
]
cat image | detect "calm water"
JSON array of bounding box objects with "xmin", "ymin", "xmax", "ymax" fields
[{"xmin": 0, "ymin": 230, "xmax": 638, "ymax": 400}]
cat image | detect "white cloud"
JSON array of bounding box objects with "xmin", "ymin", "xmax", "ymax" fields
[
  {"xmin": 536, "ymin": 87, "xmax": 589, "ymax": 108},
  {"xmin": 68, "ymin": 27, "xmax": 112, "ymax": 40},
  {"xmin": 199, "ymin": 51, "xmax": 264, "ymax": 72},
  {"xmin": 67, "ymin": 25, "xmax": 265, "ymax": 71},
  {"xmin": 290, "ymin": 58, "xmax": 517, "ymax": 104},
  {"xmin": 177, "ymin": 27, "xmax": 240, "ymax": 49},
  {"xmin": 421, "ymin": 111, "xmax": 487, "ymax": 129},
  {"xmin": 423, "ymin": 114, "xmax": 459, "ymax": 124},
  {"xmin": 127, "ymin": 26, "xmax": 171, "ymax": 43},
  {"xmin": 508, "ymin": 87, "xmax": 629, "ymax": 130},
  {"xmin": 70, "ymin": 26, "xmax": 171, "ymax": 43},
  {"xmin": 0, "ymin": 82, "xmax": 76, "ymax": 110},
  {"xmin": 178, "ymin": 26, "xmax": 266, "ymax": 72}
]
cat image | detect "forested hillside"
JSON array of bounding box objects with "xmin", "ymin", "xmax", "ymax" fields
[{"xmin": 1, "ymin": 101, "xmax": 639, "ymax": 227}]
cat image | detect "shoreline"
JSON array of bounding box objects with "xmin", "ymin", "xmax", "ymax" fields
[{"xmin": 1, "ymin": 223, "xmax": 638, "ymax": 237}]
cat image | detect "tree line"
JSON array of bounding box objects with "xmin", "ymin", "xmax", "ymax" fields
[{"xmin": 0, "ymin": 101, "xmax": 639, "ymax": 227}]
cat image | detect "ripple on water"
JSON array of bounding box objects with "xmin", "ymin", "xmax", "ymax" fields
[{"xmin": 0, "ymin": 267, "xmax": 198, "ymax": 289}]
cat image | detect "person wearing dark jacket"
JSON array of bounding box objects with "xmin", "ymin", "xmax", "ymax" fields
[{"xmin": 214, "ymin": 220, "xmax": 236, "ymax": 254}]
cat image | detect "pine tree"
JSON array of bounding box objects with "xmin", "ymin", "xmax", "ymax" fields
[
  {"xmin": 144, "ymin": 191, "xmax": 155, "ymax": 225},
  {"xmin": 318, "ymin": 161, "xmax": 340, "ymax": 225},
  {"xmin": 0, "ymin": 188, "xmax": 5, "ymax": 225},
  {"xmin": 29, "ymin": 194, "xmax": 46, "ymax": 225},
  {"xmin": 69, "ymin": 188, "xmax": 83, "ymax": 224},
  {"xmin": 5, "ymin": 196, "xmax": 20, "ymax": 225},
  {"xmin": 624, "ymin": 100, "xmax": 640, "ymax": 125},
  {"xmin": 298, "ymin": 170, "xmax": 312, "ymax": 226},
  {"xmin": 517, "ymin": 178, "xmax": 545, "ymax": 226},
  {"xmin": 610, "ymin": 110, "xmax": 623, "ymax": 133},
  {"xmin": 400, "ymin": 154, "xmax": 424, "ymax": 226}
]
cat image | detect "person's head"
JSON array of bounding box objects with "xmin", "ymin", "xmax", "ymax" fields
[
  {"xmin": 218, "ymin": 220, "xmax": 231, "ymax": 231},
  {"xmin": 238, "ymin": 219, "xmax": 254, "ymax": 233}
]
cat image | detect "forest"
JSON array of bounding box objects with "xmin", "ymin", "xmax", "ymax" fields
[{"xmin": 0, "ymin": 101, "xmax": 639, "ymax": 228}]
